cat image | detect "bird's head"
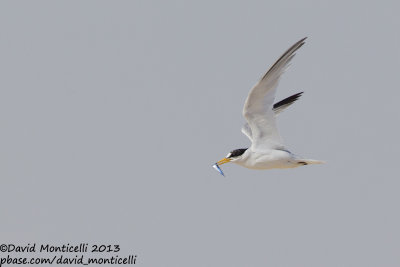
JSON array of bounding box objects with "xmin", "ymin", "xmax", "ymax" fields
[{"xmin": 217, "ymin": 148, "xmax": 248, "ymax": 165}]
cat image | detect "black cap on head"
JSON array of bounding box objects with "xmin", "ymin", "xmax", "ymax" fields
[{"xmin": 227, "ymin": 148, "xmax": 247, "ymax": 158}]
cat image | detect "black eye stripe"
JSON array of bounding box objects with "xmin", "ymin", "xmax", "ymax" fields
[{"xmin": 228, "ymin": 148, "xmax": 247, "ymax": 158}]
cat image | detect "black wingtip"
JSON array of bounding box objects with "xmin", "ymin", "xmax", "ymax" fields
[
  {"xmin": 299, "ymin": 37, "xmax": 308, "ymax": 43},
  {"xmin": 273, "ymin": 92, "xmax": 304, "ymax": 110}
]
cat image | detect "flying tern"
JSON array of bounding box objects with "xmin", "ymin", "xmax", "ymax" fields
[{"xmin": 213, "ymin": 37, "xmax": 324, "ymax": 175}]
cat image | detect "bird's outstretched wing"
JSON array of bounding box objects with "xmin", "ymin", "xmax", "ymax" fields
[
  {"xmin": 242, "ymin": 38, "xmax": 306, "ymax": 150},
  {"xmin": 241, "ymin": 92, "xmax": 303, "ymax": 141}
]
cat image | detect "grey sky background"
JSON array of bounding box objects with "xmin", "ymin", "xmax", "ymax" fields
[{"xmin": 1, "ymin": 1, "xmax": 400, "ymax": 266}]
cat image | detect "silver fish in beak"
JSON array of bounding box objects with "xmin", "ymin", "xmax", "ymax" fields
[{"xmin": 212, "ymin": 163, "xmax": 225, "ymax": 176}]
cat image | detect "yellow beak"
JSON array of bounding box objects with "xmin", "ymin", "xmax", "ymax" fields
[{"xmin": 217, "ymin": 157, "xmax": 231, "ymax": 165}]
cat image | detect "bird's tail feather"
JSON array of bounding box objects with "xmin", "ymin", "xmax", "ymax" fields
[{"xmin": 297, "ymin": 159, "xmax": 325, "ymax": 165}]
